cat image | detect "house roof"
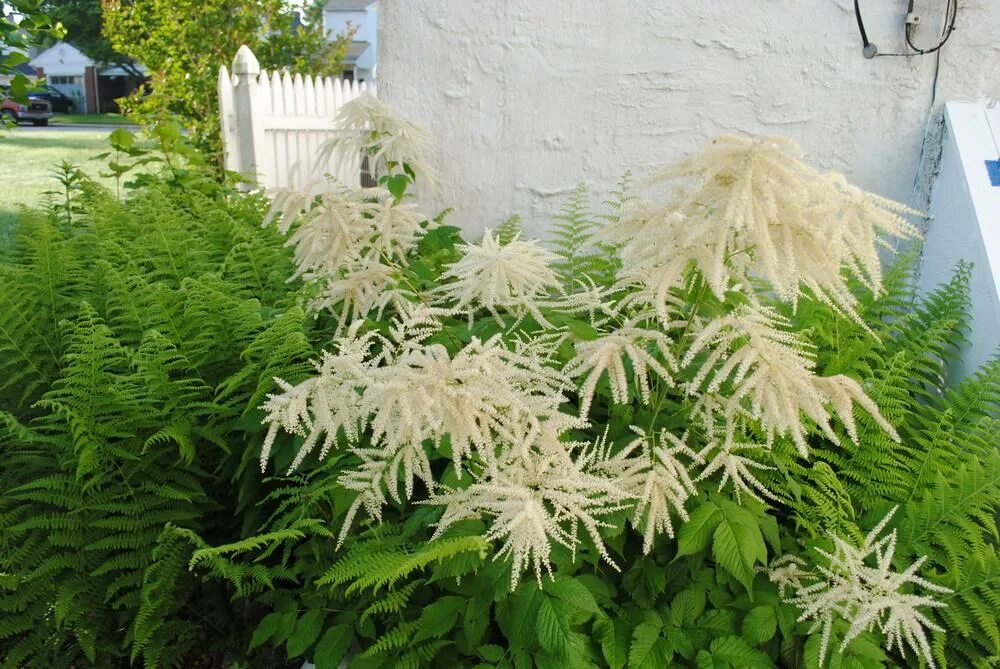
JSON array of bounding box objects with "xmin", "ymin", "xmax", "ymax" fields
[
  {"xmin": 29, "ymin": 41, "xmax": 93, "ymax": 75},
  {"xmin": 344, "ymin": 41, "xmax": 370, "ymax": 61},
  {"xmin": 325, "ymin": 0, "xmax": 375, "ymax": 10}
]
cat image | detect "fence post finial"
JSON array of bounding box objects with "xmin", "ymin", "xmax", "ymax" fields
[{"xmin": 232, "ymin": 45, "xmax": 260, "ymax": 76}]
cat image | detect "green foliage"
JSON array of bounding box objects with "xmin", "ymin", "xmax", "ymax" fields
[
  {"xmin": 101, "ymin": 0, "xmax": 355, "ymax": 157},
  {"xmin": 0, "ymin": 143, "xmax": 996, "ymax": 669},
  {"xmin": 0, "ymin": 158, "xmax": 304, "ymax": 667},
  {"xmin": 2, "ymin": 2, "xmax": 64, "ymax": 108},
  {"xmin": 42, "ymin": 0, "xmax": 135, "ymax": 71},
  {"xmin": 549, "ymin": 177, "xmax": 627, "ymax": 288}
]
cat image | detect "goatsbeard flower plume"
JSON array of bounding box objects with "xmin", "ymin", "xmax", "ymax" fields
[{"xmin": 258, "ymin": 98, "xmax": 944, "ymax": 665}]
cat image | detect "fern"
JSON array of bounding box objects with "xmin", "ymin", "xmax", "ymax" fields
[
  {"xmin": 0, "ymin": 165, "xmax": 303, "ymax": 667},
  {"xmin": 549, "ymin": 182, "xmax": 621, "ymax": 288},
  {"xmin": 495, "ymin": 213, "xmax": 523, "ymax": 245}
]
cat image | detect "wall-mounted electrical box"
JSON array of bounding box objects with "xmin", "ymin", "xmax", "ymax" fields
[{"xmin": 919, "ymin": 101, "xmax": 1000, "ymax": 381}]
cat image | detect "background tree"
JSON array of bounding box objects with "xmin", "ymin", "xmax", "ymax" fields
[
  {"xmin": 42, "ymin": 0, "xmax": 140, "ymax": 75},
  {"xmin": 2, "ymin": 1, "xmax": 64, "ymax": 103},
  {"xmin": 102, "ymin": 0, "xmax": 354, "ymax": 159}
]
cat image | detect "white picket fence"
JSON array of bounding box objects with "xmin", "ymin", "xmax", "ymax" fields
[{"xmin": 218, "ymin": 45, "xmax": 376, "ymax": 192}]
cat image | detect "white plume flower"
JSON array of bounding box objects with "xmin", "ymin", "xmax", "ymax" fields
[
  {"xmin": 594, "ymin": 426, "xmax": 702, "ymax": 553},
  {"xmin": 361, "ymin": 335, "xmax": 569, "ymax": 474},
  {"xmin": 309, "ymin": 255, "xmax": 410, "ymax": 330},
  {"xmin": 565, "ymin": 326, "xmax": 678, "ymax": 416},
  {"xmin": 432, "ymin": 439, "xmax": 629, "ymax": 589},
  {"xmin": 259, "ymin": 324, "xmax": 382, "ymax": 473},
  {"xmin": 265, "ymin": 185, "xmax": 427, "ymax": 280},
  {"xmin": 771, "ymin": 507, "xmax": 951, "ymax": 668},
  {"xmin": 697, "ymin": 433, "xmax": 776, "ymax": 503},
  {"xmin": 601, "ymin": 135, "xmax": 920, "ymax": 320},
  {"xmin": 434, "ymin": 230, "xmax": 563, "ymax": 325},
  {"xmin": 317, "ymin": 92, "xmax": 439, "ymax": 187},
  {"xmin": 683, "ymin": 303, "xmax": 897, "ymax": 456}
]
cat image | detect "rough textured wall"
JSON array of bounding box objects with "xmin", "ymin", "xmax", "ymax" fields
[{"xmin": 379, "ymin": 1, "xmax": 999, "ymax": 237}]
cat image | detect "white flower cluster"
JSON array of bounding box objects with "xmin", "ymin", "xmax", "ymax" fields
[
  {"xmin": 602, "ymin": 135, "xmax": 921, "ymax": 323},
  {"xmin": 433, "ymin": 230, "xmax": 564, "ymax": 325},
  {"xmin": 683, "ymin": 303, "xmax": 898, "ymax": 457},
  {"xmin": 770, "ymin": 507, "xmax": 951, "ymax": 668},
  {"xmin": 259, "ymin": 100, "xmax": 922, "ymax": 608},
  {"xmin": 316, "ymin": 92, "xmax": 439, "ymax": 187}
]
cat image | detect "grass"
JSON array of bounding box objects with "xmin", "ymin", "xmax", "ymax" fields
[
  {"xmin": 0, "ymin": 128, "xmax": 139, "ymax": 240},
  {"xmin": 53, "ymin": 113, "xmax": 136, "ymax": 126}
]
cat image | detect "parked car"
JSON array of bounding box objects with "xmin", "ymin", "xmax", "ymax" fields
[
  {"xmin": 0, "ymin": 87, "xmax": 54, "ymax": 126},
  {"xmin": 28, "ymin": 85, "xmax": 75, "ymax": 113}
]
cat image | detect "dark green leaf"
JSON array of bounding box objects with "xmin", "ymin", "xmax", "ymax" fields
[
  {"xmin": 477, "ymin": 644, "xmax": 505, "ymax": 662},
  {"xmin": 547, "ymin": 575, "xmax": 602, "ymax": 616},
  {"xmin": 249, "ymin": 612, "xmax": 282, "ymax": 650},
  {"xmin": 709, "ymin": 636, "xmax": 774, "ymax": 668},
  {"xmin": 537, "ymin": 595, "xmax": 573, "ymax": 658},
  {"xmin": 628, "ymin": 621, "xmax": 661, "ymax": 668},
  {"xmin": 413, "ymin": 595, "xmax": 464, "ymax": 642},
  {"xmin": 595, "ymin": 617, "xmax": 630, "ymax": 669},
  {"xmin": 712, "ymin": 502, "xmax": 767, "ymax": 594},
  {"xmin": 314, "ymin": 624, "xmax": 352, "ymax": 669},
  {"xmin": 287, "ymin": 608, "xmax": 325, "ymax": 657}
]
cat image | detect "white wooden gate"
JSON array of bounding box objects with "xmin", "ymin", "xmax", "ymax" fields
[{"xmin": 218, "ymin": 45, "xmax": 375, "ymax": 191}]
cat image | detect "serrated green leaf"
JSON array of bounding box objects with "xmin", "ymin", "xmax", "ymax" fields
[
  {"xmin": 464, "ymin": 596, "xmax": 490, "ymax": 648},
  {"xmin": 712, "ymin": 503, "xmax": 767, "ymax": 594},
  {"xmin": 313, "ymin": 624, "xmax": 352, "ymax": 669},
  {"xmin": 384, "ymin": 173, "xmax": 411, "ymax": 200},
  {"xmin": 628, "ymin": 621, "xmax": 661, "ymax": 668},
  {"xmin": 710, "ymin": 635, "xmax": 774, "ymax": 668},
  {"xmin": 677, "ymin": 502, "xmax": 722, "ymax": 558},
  {"xmin": 741, "ymin": 606, "xmax": 777, "ymax": 644},
  {"xmin": 287, "ymin": 608, "xmax": 325, "ymax": 657},
  {"xmin": 109, "ymin": 127, "xmax": 136, "ymax": 150},
  {"xmin": 595, "ymin": 617, "xmax": 630, "ymax": 669},
  {"xmin": 670, "ymin": 588, "xmax": 707, "ymax": 627},
  {"xmin": 413, "ymin": 595, "xmax": 464, "ymax": 642},
  {"xmin": 477, "ymin": 643, "xmax": 505, "ymax": 662},
  {"xmin": 547, "ymin": 575, "xmax": 602, "ymax": 615},
  {"xmin": 696, "ymin": 649, "xmax": 718, "ymax": 669},
  {"xmin": 537, "ymin": 595, "xmax": 573, "ymax": 658},
  {"xmin": 250, "ymin": 613, "xmax": 283, "ymax": 650}
]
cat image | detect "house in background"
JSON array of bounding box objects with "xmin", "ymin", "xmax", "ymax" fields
[
  {"xmin": 323, "ymin": 0, "xmax": 377, "ymax": 83},
  {"xmin": 29, "ymin": 41, "xmax": 145, "ymax": 114},
  {"xmin": 0, "ymin": 60, "xmax": 39, "ymax": 87}
]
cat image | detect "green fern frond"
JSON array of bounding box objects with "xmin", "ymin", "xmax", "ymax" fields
[
  {"xmin": 320, "ymin": 534, "xmax": 489, "ymax": 594},
  {"xmin": 496, "ymin": 214, "xmax": 523, "ymax": 245}
]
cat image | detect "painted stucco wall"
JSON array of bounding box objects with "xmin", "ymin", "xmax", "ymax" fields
[{"xmin": 379, "ymin": 0, "xmax": 1000, "ymax": 238}]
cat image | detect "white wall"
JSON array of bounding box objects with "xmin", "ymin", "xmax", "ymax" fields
[{"xmin": 379, "ymin": 0, "xmax": 1000, "ymax": 238}]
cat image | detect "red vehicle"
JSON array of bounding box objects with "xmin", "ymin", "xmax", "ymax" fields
[{"xmin": 1, "ymin": 91, "xmax": 53, "ymax": 126}]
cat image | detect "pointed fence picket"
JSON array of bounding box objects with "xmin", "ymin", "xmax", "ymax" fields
[{"xmin": 218, "ymin": 45, "xmax": 374, "ymax": 192}]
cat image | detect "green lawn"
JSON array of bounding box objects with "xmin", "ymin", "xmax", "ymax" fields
[
  {"xmin": 0, "ymin": 129, "xmax": 132, "ymax": 240},
  {"xmin": 53, "ymin": 113, "xmax": 136, "ymax": 126}
]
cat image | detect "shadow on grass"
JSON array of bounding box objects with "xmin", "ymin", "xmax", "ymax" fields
[{"xmin": 0, "ymin": 130, "xmax": 113, "ymax": 151}]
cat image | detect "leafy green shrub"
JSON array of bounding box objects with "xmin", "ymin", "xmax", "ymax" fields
[{"xmin": 1, "ymin": 102, "xmax": 997, "ymax": 669}]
